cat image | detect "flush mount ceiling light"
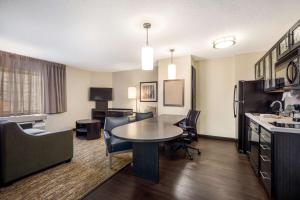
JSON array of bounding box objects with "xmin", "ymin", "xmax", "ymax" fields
[
  {"xmin": 141, "ymin": 23, "xmax": 153, "ymax": 70},
  {"xmin": 213, "ymin": 36, "xmax": 236, "ymax": 49},
  {"xmin": 168, "ymin": 49, "xmax": 176, "ymax": 79}
]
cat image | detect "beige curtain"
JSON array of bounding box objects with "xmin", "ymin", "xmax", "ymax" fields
[
  {"xmin": 0, "ymin": 51, "xmax": 66, "ymax": 116},
  {"xmin": 43, "ymin": 63, "xmax": 66, "ymax": 114}
]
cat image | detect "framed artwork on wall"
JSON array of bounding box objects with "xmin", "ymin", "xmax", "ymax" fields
[
  {"xmin": 163, "ymin": 79, "xmax": 184, "ymax": 107},
  {"xmin": 140, "ymin": 81, "xmax": 158, "ymax": 102}
]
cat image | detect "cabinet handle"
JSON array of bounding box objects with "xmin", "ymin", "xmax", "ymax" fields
[
  {"xmin": 260, "ymin": 155, "xmax": 271, "ymax": 162},
  {"xmin": 260, "ymin": 144, "xmax": 271, "ymax": 150},
  {"xmin": 260, "ymin": 171, "xmax": 271, "ymax": 180}
]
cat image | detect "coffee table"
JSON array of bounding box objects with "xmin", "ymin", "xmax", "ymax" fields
[{"xmin": 76, "ymin": 119, "xmax": 101, "ymax": 140}]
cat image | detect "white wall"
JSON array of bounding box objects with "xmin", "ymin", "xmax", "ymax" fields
[
  {"xmin": 112, "ymin": 68, "xmax": 158, "ymax": 112},
  {"xmin": 46, "ymin": 66, "xmax": 112, "ymax": 131},
  {"xmin": 196, "ymin": 52, "xmax": 264, "ymax": 138},
  {"xmin": 158, "ymin": 55, "xmax": 192, "ymax": 115},
  {"xmin": 197, "ymin": 57, "xmax": 235, "ymax": 138}
]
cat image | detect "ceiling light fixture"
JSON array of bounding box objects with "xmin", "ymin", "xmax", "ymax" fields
[
  {"xmin": 168, "ymin": 49, "xmax": 176, "ymax": 79},
  {"xmin": 141, "ymin": 23, "xmax": 153, "ymax": 70},
  {"xmin": 213, "ymin": 36, "xmax": 236, "ymax": 49}
]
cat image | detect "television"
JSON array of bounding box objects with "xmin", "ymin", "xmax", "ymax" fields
[{"xmin": 89, "ymin": 88, "xmax": 112, "ymax": 101}]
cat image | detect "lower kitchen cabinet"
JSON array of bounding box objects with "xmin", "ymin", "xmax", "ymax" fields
[{"xmin": 247, "ymin": 119, "xmax": 300, "ymax": 200}]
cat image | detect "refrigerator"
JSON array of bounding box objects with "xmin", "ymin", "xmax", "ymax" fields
[{"xmin": 233, "ymin": 80, "xmax": 282, "ymax": 153}]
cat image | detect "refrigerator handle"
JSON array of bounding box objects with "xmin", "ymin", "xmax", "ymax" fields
[{"xmin": 233, "ymin": 85, "xmax": 237, "ymax": 118}]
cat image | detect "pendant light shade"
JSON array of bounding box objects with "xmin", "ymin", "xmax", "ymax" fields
[
  {"xmin": 168, "ymin": 49, "xmax": 176, "ymax": 79},
  {"xmin": 141, "ymin": 46, "xmax": 153, "ymax": 70},
  {"xmin": 141, "ymin": 23, "xmax": 153, "ymax": 70}
]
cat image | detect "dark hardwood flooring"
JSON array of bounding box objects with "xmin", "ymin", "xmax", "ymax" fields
[{"xmin": 83, "ymin": 138, "xmax": 268, "ymax": 200}]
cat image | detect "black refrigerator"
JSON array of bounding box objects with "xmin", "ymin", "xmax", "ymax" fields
[{"xmin": 233, "ymin": 80, "xmax": 281, "ymax": 153}]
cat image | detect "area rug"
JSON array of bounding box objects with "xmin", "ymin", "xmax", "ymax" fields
[{"xmin": 0, "ymin": 133, "xmax": 132, "ymax": 200}]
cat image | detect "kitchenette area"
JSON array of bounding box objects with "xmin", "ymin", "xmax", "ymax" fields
[{"xmin": 234, "ymin": 19, "xmax": 300, "ymax": 200}]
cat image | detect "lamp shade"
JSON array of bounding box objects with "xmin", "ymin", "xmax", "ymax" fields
[
  {"xmin": 141, "ymin": 46, "xmax": 153, "ymax": 70},
  {"xmin": 128, "ymin": 87, "xmax": 137, "ymax": 99},
  {"xmin": 168, "ymin": 63, "xmax": 176, "ymax": 79}
]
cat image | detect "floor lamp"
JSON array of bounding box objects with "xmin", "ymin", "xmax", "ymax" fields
[{"xmin": 128, "ymin": 87, "xmax": 137, "ymax": 112}]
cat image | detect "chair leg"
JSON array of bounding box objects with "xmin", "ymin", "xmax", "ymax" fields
[
  {"xmin": 187, "ymin": 146, "xmax": 201, "ymax": 155},
  {"xmin": 106, "ymin": 149, "xmax": 108, "ymax": 157},
  {"xmin": 184, "ymin": 146, "xmax": 193, "ymax": 160},
  {"xmin": 109, "ymin": 154, "xmax": 112, "ymax": 169}
]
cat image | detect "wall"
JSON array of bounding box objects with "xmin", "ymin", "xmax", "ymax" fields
[
  {"xmin": 196, "ymin": 52, "xmax": 264, "ymax": 138},
  {"xmin": 158, "ymin": 55, "xmax": 192, "ymax": 115},
  {"xmin": 46, "ymin": 66, "xmax": 112, "ymax": 131},
  {"xmin": 234, "ymin": 52, "xmax": 265, "ymax": 81},
  {"xmin": 112, "ymin": 68, "xmax": 158, "ymax": 112}
]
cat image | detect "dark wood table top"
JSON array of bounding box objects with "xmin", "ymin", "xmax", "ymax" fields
[
  {"xmin": 76, "ymin": 119, "xmax": 100, "ymax": 124},
  {"xmin": 111, "ymin": 114, "xmax": 185, "ymax": 142}
]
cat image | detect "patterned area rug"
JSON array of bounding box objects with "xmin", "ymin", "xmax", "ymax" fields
[{"xmin": 0, "ymin": 134, "xmax": 132, "ymax": 200}]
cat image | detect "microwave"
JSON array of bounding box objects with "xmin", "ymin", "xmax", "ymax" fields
[{"xmin": 275, "ymin": 50, "xmax": 300, "ymax": 88}]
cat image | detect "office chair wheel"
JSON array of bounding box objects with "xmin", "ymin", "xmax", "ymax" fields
[{"xmin": 197, "ymin": 150, "xmax": 201, "ymax": 155}]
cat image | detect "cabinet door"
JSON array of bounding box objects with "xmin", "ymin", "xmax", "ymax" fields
[
  {"xmin": 264, "ymin": 54, "xmax": 271, "ymax": 90},
  {"xmin": 271, "ymin": 48, "xmax": 277, "ymax": 88},
  {"xmin": 259, "ymin": 59, "xmax": 265, "ymax": 79},
  {"xmin": 255, "ymin": 63, "xmax": 260, "ymax": 80},
  {"xmin": 278, "ymin": 33, "xmax": 290, "ymax": 59},
  {"xmin": 291, "ymin": 21, "xmax": 300, "ymax": 50}
]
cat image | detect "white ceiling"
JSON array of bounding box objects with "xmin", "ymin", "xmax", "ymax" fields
[{"xmin": 0, "ymin": 0, "xmax": 299, "ymax": 72}]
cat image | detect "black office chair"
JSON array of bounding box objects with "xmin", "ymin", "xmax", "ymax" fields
[
  {"xmin": 172, "ymin": 110, "xmax": 201, "ymax": 160},
  {"xmin": 135, "ymin": 112, "xmax": 153, "ymax": 121}
]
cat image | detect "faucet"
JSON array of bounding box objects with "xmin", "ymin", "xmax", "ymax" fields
[{"xmin": 270, "ymin": 101, "xmax": 283, "ymax": 113}]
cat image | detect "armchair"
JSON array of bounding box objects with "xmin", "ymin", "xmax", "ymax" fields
[
  {"xmin": 103, "ymin": 117, "xmax": 132, "ymax": 168},
  {"xmin": 0, "ymin": 120, "xmax": 73, "ymax": 185}
]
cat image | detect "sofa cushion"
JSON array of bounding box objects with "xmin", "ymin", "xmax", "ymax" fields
[
  {"xmin": 23, "ymin": 128, "xmax": 46, "ymax": 135},
  {"xmin": 110, "ymin": 136, "xmax": 132, "ymax": 153}
]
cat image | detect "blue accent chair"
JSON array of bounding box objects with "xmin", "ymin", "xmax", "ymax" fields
[
  {"xmin": 103, "ymin": 117, "xmax": 132, "ymax": 168},
  {"xmin": 135, "ymin": 112, "xmax": 153, "ymax": 121}
]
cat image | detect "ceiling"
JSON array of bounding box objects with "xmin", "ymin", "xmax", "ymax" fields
[{"xmin": 0, "ymin": 0, "xmax": 299, "ymax": 72}]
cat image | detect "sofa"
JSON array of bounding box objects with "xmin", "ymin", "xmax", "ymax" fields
[{"xmin": 0, "ymin": 120, "xmax": 73, "ymax": 185}]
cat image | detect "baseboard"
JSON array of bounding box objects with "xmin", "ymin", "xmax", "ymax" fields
[{"xmin": 198, "ymin": 134, "xmax": 236, "ymax": 142}]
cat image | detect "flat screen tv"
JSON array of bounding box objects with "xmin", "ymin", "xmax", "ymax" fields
[{"xmin": 89, "ymin": 88, "xmax": 112, "ymax": 101}]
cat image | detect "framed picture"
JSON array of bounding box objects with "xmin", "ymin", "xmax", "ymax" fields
[
  {"xmin": 140, "ymin": 81, "xmax": 158, "ymax": 102},
  {"xmin": 163, "ymin": 79, "xmax": 184, "ymax": 107}
]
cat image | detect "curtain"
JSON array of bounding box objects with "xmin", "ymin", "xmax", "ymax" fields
[
  {"xmin": 43, "ymin": 63, "xmax": 66, "ymax": 114},
  {"xmin": 0, "ymin": 51, "xmax": 66, "ymax": 116}
]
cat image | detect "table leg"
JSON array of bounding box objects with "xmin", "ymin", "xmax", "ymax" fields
[{"xmin": 132, "ymin": 142, "xmax": 159, "ymax": 183}]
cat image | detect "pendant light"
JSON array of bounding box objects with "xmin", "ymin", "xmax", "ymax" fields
[
  {"xmin": 141, "ymin": 23, "xmax": 153, "ymax": 70},
  {"xmin": 168, "ymin": 49, "xmax": 176, "ymax": 79}
]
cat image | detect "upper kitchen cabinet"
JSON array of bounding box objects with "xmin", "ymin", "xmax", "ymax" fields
[
  {"xmin": 290, "ymin": 20, "xmax": 300, "ymax": 51},
  {"xmin": 270, "ymin": 47, "xmax": 277, "ymax": 88},
  {"xmin": 264, "ymin": 53, "xmax": 271, "ymax": 90},
  {"xmin": 255, "ymin": 59, "xmax": 264, "ymax": 80},
  {"xmin": 277, "ymin": 33, "xmax": 290, "ymax": 60}
]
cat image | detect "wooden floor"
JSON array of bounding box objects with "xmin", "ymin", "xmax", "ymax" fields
[{"xmin": 83, "ymin": 138, "xmax": 268, "ymax": 200}]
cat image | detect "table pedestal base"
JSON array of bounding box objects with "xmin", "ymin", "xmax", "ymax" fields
[{"xmin": 133, "ymin": 142, "xmax": 159, "ymax": 183}]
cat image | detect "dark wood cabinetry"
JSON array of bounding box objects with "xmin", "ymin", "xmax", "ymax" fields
[
  {"xmin": 255, "ymin": 59, "xmax": 265, "ymax": 80},
  {"xmin": 255, "ymin": 19, "xmax": 300, "ymax": 91},
  {"xmin": 290, "ymin": 20, "xmax": 300, "ymax": 51},
  {"xmin": 246, "ymin": 118, "xmax": 300, "ymax": 199},
  {"xmin": 92, "ymin": 108, "xmax": 133, "ymax": 127}
]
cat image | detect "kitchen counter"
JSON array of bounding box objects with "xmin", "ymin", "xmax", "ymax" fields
[{"xmin": 245, "ymin": 113, "xmax": 300, "ymax": 134}]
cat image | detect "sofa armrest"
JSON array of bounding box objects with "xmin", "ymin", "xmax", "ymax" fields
[{"xmin": 0, "ymin": 122, "xmax": 73, "ymax": 184}]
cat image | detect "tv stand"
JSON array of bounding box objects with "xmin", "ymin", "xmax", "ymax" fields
[{"xmin": 91, "ymin": 108, "xmax": 133, "ymax": 128}]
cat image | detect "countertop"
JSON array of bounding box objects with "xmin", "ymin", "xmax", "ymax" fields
[{"xmin": 245, "ymin": 113, "xmax": 300, "ymax": 134}]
